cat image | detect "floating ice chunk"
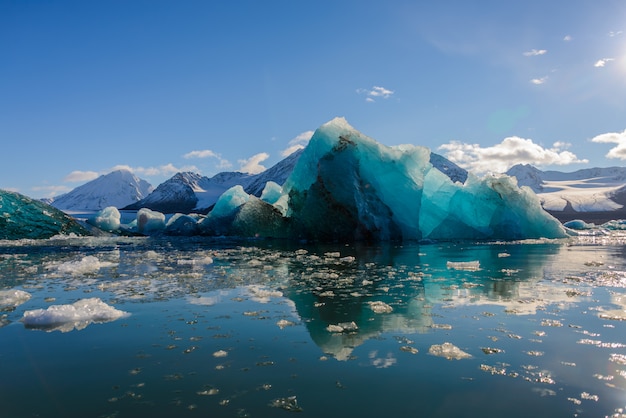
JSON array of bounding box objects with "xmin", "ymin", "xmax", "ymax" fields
[
  {"xmin": 247, "ymin": 285, "xmax": 283, "ymax": 303},
  {"xmin": 177, "ymin": 256, "xmax": 213, "ymax": 266},
  {"xmin": 212, "ymin": 350, "xmax": 228, "ymax": 358},
  {"xmin": 87, "ymin": 206, "xmax": 121, "ymax": 231},
  {"xmin": 269, "ymin": 396, "xmax": 303, "ymax": 412},
  {"xmin": 428, "ymin": 342, "xmax": 472, "ymax": 360},
  {"xmin": 260, "ymin": 181, "xmax": 283, "ymax": 204},
  {"xmin": 137, "ymin": 208, "xmax": 166, "ymax": 234},
  {"xmin": 22, "ymin": 298, "xmax": 128, "ymax": 332},
  {"xmin": 277, "ymin": 319, "xmax": 296, "ymax": 329},
  {"xmin": 0, "ymin": 289, "xmax": 32, "ymax": 310},
  {"xmin": 326, "ymin": 321, "xmax": 358, "ymax": 333},
  {"xmin": 446, "ymin": 260, "xmax": 480, "ymax": 271},
  {"xmin": 368, "ymin": 301, "xmax": 393, "ymax": 314},
  {"xmin": 55, "ymin": 255, "xmax": 115, "ymax": 275}
]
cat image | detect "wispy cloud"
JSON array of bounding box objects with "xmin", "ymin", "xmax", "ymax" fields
[
  {"xmin": 594, "ymin": 58, "xmax": 615, "ymax": 68},
  {"xmin": 357, "ymin": 85, "xmax": 394, "ymax": 102},
  {"xmin": 530, "ymin": 76, "xmax": 548, "ymax": 85},
  {"xmin": 563, "ymin": 35, "xmax": 572, "ymax": 42},
  {"xmin": 183, "ymin": 149, "xmax": 231, "ymax": 169},
  {"xmin": 238, "ymin": 152, "xmax": 269, "ymax": 174},
  {"xmin": 108, "ymin": 163, "xmax": 199, "ymax": 177},
  {"xmin": 591, "ymin": 129, "xmax": 626, "ymax": 159},
  {"xmin": 523, "ymin": 49, "xmax": 547, "ymax": 57},
  {"xmin": 32, "ymin": 185, "xmax": 72, "ymax": 197},
  {"xmin": 438, "ymin": 137, "xmax": 588, "ymax": 174},
  {"xmin": 281, "ymin": 130, "xmax": 314, "ymax": 157},
  {"xmin": 63, "ymin": 170, "xmax": 99, "ymax": 182},
  {"xmin": 608, "ymin": 30, "xmax": 623, "ymax": 37}
]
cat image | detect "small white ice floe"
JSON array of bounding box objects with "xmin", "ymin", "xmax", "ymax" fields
[
  {"xmin": 367, "ymin": 301, "xmax": 393, "ymax": 314},
  {"xmin": 428, "ymin": 342, "xmax": 472, "ymax": 360},
  {"xmin": 0, "ymin": 289, "xmax": 32, "ymax": 310},
  {"xmin": 21, "ymin": 298, "xmax": 128, "ymax": 332},
  {"xmin": 326, "ymin": 321, "xmax": 358, "ymax": 333},
  {"xmin": 446, "ymin": 261, "xmax": 480, "ymax": 271},
  {"xmin": 54, "ymin": 255, "xmax": 116, "ymax": 275}
]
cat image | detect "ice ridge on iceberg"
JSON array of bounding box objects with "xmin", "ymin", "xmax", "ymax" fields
[{"xmin": 195, "ymin": 117, "xmax": 567, "ymax": 241}]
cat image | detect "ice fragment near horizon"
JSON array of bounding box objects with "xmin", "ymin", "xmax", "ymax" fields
[
  {"xmin": 137, "ymin": 208, "xmax": 166, "ymax": 234},
  {"xmin": 22, "ymin": 298, "xmax": 128, "ymax": 332},
  {"xmin": 88, "ymin": 206, "xmax": 121, "ymax": 231}
]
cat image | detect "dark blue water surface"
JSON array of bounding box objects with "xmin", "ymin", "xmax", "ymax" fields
[{"xmin": 1, "ymin": 234, "xmax": 625, "ymax": 417}]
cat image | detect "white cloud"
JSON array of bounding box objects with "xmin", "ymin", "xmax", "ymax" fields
[
  {"xmin": 238, "ymin": 152, "xmax": 269, "ymax": 174},
  {"xmin": 63, "ymin": 170, "xmax": 99, "ymax": 182},
  {"xmin": 281, "ymin": 130, "xmax": 314, "ymax": 157},
  {"xmin": 109, "ymin": 163, "xmax": 200, "ymax": 177},
  {"xmin": 370, "ymin": 86, "xmax": 394, "ymax": 98},
  {"xmin": 591, "ymin": 129, "xmax": 626, "ymax": 159},
  {"xmin": 608, "ymin": 30, "xmax": 623, "ymax": 37},
  {"xmin": 183, "ymin": 149, "xmax": 231, "ymax": 169},
  {"xmin": 523, "ymin": 49, "xmax": 547, "ymax": 56},
  {"xmin": 530, "ymin": 76, "xmax": 548, "ymax": 85},
  {"xmin": 563, "ymin": 35, "xmax": 572, "ymax": 42},
  {"xmin": 438, "ymin": 136, "xmax": 588, "ymax": 174},
  {"xmin": 32, "ymin": 185, "xmax": 72, "ymax": 197},
  {"xmin": 594, "ymin": 58, "xmax": 614, "ymax": 67},
  {"xmin": 357, "ymin": 85, "xmax": 394, "ymax": 102},
  {"xmin": 183, "ymin": 149, "xmax": 219, "ymax": 159}
]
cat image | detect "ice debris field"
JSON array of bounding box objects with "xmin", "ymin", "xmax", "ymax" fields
[{"xmin": 1, "ymin": 232, "xmax": 626, "ymax": 417}]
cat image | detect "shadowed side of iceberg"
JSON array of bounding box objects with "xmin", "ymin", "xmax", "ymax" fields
[{"xmin": 248, "ymin": 117, "xmax": 566, "ymax": 241}]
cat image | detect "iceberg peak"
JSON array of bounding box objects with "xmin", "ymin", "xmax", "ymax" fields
[{"xmin": 197, "ymin": 118, "xmax": 567, "ymax": 242}]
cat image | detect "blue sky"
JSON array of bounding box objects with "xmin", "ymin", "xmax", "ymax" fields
[{"xmin": 2, "ymin": 0, "xmax": 626, "ymax": 199}]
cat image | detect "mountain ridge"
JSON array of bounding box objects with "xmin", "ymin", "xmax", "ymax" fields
[
  {"xmin": 46, "ymin": 169, "xmax": 153, "ymax": 212},
  {"xmin": 506, "ymin": 164, "xmax": 626, "ymax": 223}
]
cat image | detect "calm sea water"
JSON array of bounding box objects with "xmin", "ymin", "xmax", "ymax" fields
[{"xmin": 1, "ymin": 234, "xmax": 626, "ymax": 417}]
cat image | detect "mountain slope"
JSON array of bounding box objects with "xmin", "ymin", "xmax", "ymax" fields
[
  {"xmin": 124, "ymin": 149, "xmax": 304, "ymax": 213},
  {"xmin": 507, "ymin": 164, "xmax": 626, "ymax": 222},
  {"xmin": 47, "ymin": 169, "xmax": 153, "ymax": 212},
  {"xmin": 125, "ymin": 144, "xmax": 468, "ymax": 215}
]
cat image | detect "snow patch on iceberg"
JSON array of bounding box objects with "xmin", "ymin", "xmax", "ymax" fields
[{"xmin": 22, "ymin": 298, "xmax": 128, "ymax": 332}]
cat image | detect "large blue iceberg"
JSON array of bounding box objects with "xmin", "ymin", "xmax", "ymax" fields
[
  {"xmin": 195, "ymin": 118, "xmax": 567, "ymax": 241},
  {"xmin": 0, "ymin": 190, "xmax": 89, "ymax": 240}
]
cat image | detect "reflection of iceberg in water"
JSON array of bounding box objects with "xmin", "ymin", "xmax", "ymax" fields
[{"xmin": 283, "ymin": 242, "xmax": 576, "ymax": 359}]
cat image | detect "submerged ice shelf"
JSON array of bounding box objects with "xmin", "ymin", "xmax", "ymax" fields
[{"xmin": 85, "ymin": 118, "xmax": 568, "ymax": 242}]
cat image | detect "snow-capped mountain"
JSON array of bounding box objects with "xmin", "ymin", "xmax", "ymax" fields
[
  {"xmin": 507, "ymin": 164, "xmax": 626, "ymax": 221},
  {"xmin": 47, "ymin": 169, "xmax": 153, "ymax": 212},
  {"xmin": 124, "ymin": 149, "xmax": 304, "ymax": 213}
]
